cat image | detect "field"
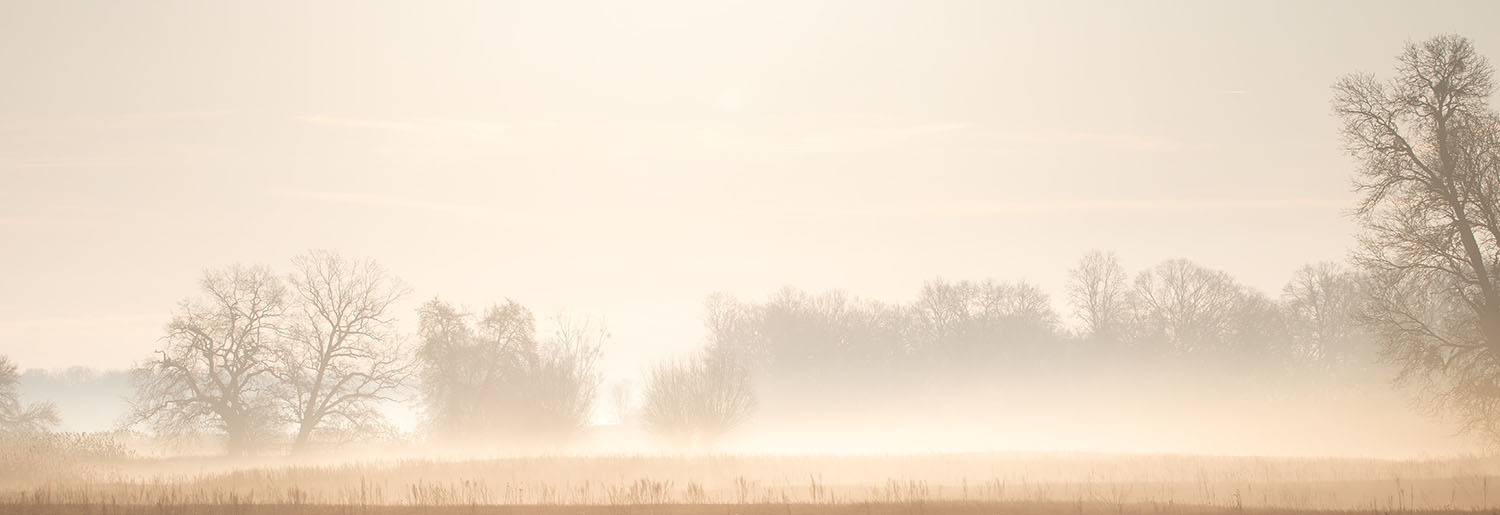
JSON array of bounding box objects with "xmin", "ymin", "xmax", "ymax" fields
[
  {"xmin": 2, "ymin": 504, "xmax": 1494, "ymax": 515},
  {"xmin": 3, "ymin": 453, "xmax": 1499, "ymax": 514}
]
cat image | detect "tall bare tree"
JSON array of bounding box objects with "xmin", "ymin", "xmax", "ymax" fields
[
  {"xmin": 414, "ymin": 298, "xmax": 486, "ymax": 439},
  {"xmin": 1335, "ymin": 35, "xmax": 1500, "ymax": 440},
  {"xmin": 1067, "ymin": 250, "xmax": 1132, "ymax": 339},
  {"xmin": 127, "ymin": 265, "xmax": 285, "ymax": 455},
  {"xmin": 464, "ymin": 300, "xmax": 540, "ymax": 437},
  {"xmin": 415, "ymin": 298, "xmax": 602, "ymax": 442},
  {"xmin": 1281, "ymin": 263, "xmax": 1368, "ymax": 368},
  {"xmin": 1132, "ymin": 259, "xmax": 1243, "ymax": 354},
  {"xmin": 0, "ymin": 356, "xmax": 57, "ymax": 435},
  {"xmin": 278, "ymin": 251, "xmax": 412, "ymax": 452}
]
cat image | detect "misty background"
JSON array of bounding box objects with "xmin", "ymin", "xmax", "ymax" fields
[{"xmin": 6, "ymin": 0, "xmax": 1500, "ymax": 458}]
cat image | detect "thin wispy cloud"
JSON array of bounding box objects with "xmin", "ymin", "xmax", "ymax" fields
[
  {"xmin": 127, "ymin": 110, "xmax": 235, "ymax": 120},
  {"xmin": 797, "ymin": 123, "xmax": 978, "ymax": 151},
  {"xmin": 787, "ymin": 197, "xmax": 1346, "ymax": 218},
  {"xmin": 692, "ymin": 122, "xmax": 1187, "ymax": 155},
  {"xmin": 270, "ymin": 189, "xmax": 510, "ymax": 220},
  {"xmin": 0, "ymin": 313, "xmax": 161, "ymax": 331},
  {"xmin": 298, "ymin": 115, "xmax": 429, "ymax": 132},
  {"xmin": 0, "ymin": 156, "xmax": 131, "ymax": 169},
  {"xmin": 974, "ymin": 130, "xmax": 1186, "ymax": 153},
  {"xmin": 787, "ymin": 124, "xmax": 1186, "ymax": 154},
  {"xmin": 0, "ymin": 111, "xmax": 234, "ymax": 133},
  {"xmin": 298, "ymin": 115, "xmax": 511, "ymax": 133},
  {"xmin": 286, "ymin": 118, "xmax": 1183, "ymax": 157}
]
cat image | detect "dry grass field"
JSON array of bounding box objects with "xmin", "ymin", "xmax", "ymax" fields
[
  {"xmin": 1, "ymin": 503, "xmax": 1492, "ymax": 515},
  {"xmin": 4, "ymin": 453, "xmax": 1499, "ymax": 514}
]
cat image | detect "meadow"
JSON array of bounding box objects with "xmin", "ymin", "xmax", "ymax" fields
[{"xmin": 4, "ymin": 452, "xmax": 1499, "ymax": 514}]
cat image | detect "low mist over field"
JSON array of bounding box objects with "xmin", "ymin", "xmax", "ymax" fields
[{"xmin": 5, "ymin": 1, "xmax": 1500, "ymax": 513}]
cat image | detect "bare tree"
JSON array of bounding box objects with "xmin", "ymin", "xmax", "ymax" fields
[
  {"xmin": 516, "ymin": 314, "xmax": 604, "ymax": 435},
  {"xmin": 277, "ymin": 250, "xmax": 412, "ymax": 452},
  {"xmin": 1335, "ymin": 35, "xmax": 1500, "ymax": 441},
  {"xmin": 702, "ymin": 293, "xmax": 764, "ymax": 368},
  {"xmin": 1067, "ymin": 250, "xmax": 1132, "ymax": 339},
  {"xmin": 1224, "ymin": 289, "xmax": 1294, "ymax": 366},
  {"xmin": 640, "ymin": 348, "xmax": 756, "ymax": 445},
  {"xmin": 0, "ymin": 356, "xmax": 57, "ymax": 435},
  {"xmin": 1132, "ymin": 259, "xmax": 1244, "ymax": 354},
  {"xmin": 747, "ymin": 288, "xmax": 911, "ymax": 379},
  {"xmin": 467, "ymin": 300, "xmax": 540, "ymax": 437},
  {"xmin": 414, "ymin": 298, "xmax": 485, "ymax": 439},
  {"xmin": 912, "ymin": 279, "xmax": 1059, "ymax": 361},
  {"xmin": 416, "ymin": 298, "xmax": 602, "ymax": 442},
  {"xmin": 1281, "ymin": 263, "xmax": 1369, "ymax": 369},
  {"xmin": 127, "ymin": 265, "xmax": 285, "ymax": 455}
]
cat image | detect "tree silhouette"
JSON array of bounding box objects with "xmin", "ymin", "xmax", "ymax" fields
[
  {"xmin": 1335, "ymin": 35, "xmax": 1500, "ymax": 441},
  {"xmin": 127, "ymin": 265, "xmax": 285, "ymax": 455},
  {"xmin": 1068, "ymin": 250, "xmax": 1133, "ymax": 341},
  {"xmin": 1131, "ymin": 259, "xmax": 1244, "ymax": 354},
  {"xmin": 415, "ymin": 298, "xmax": 602, "ymax": 443},
  {"xmin": 277, "ymin": 250, "xmax": 413, "ymax": 452},
  {"xmin": 0, "ymin": 356, "xmax": 57, "ymax": 435},
  {"xmin": 640, "ymin": 348, "xmax": 755, "ymax": 445}
]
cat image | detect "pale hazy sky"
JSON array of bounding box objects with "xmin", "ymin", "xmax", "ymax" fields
[{"xmin": 3, "ymin": 0, "xmax": 1499, "ymax": 383}]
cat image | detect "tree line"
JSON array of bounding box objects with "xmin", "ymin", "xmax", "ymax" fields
[
  {"xmin": 641, "ymin": 34, "xmax": 1500, "ymax": 446},
  {"xmin": 632, "ymin": 257, "xmax": 1376, "ymax": 444},
  {"xmin": 114, "ymin": 251, "xmax": 607, "ymax": 454},
  {"xmin": 95, "ymin": 249, "xmax": 1377, "ymax": 453}
]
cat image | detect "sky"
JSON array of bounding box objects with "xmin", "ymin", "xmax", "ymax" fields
[{"xmin": 3, "ymin": 0, "xmax": 1500, "ymax": 387}]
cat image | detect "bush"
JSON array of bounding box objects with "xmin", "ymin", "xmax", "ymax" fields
[{"xmin": 640, "ymin": 350, "xmax": 755, "ymax": 446}]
